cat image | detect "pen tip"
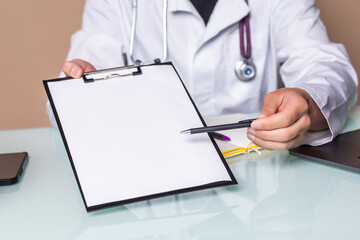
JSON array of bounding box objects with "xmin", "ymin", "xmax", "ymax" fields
[{"xmin": 180, "ymin": 129, "xmax": 191, "ymax": 134}]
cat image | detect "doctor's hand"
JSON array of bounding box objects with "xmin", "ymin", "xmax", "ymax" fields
[
  {"xmin": 247, "ymin": 88, "xmax": 328, "ymax": 150},
  {"xmin": 62, "ymin": 59, "xmax": 96, "ymax": 78}
]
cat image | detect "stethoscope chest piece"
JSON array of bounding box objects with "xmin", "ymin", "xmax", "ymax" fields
[
  {"xmin": 235, "ymin": 58, "xmax": 256, "ymax": 82},
  {"xmin": 236, "ymin": 0, "xmax": 256, "ymax": 82}
]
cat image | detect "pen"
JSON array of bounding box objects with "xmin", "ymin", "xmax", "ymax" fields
[
  {"xmin": 181, "ymin": 118, "xmax": 256, "ymax": 134},
  {"xmin": 210, "ymin": 132, "xmax": 231, "ymax": 141}
]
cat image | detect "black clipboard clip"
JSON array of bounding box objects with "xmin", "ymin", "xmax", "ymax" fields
[{"xmin": 82, "ymin": 66, "xmax": 142, "ymax": 83}]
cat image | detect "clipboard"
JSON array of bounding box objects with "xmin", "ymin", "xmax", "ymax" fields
[{"xmin": 44, "ymin": 62, "xmax": 237, "ymax": 212}]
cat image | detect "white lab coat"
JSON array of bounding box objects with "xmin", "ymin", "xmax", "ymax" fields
[{"xmin": 47, "ymin": 0, "xmax": 358, "ymax": 146}]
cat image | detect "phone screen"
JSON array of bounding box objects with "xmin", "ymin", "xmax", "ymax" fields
[{"xmin": 0, "ymin": 152, "xmax": 28, "ymax": 185}]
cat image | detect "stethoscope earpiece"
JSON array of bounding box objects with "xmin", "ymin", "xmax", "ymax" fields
[{"xmin": 235, "ymin": 58, "xmax": 256, "ymax": 82}]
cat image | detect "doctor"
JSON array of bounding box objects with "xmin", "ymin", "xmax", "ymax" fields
[{"xmin": 53, "ymin": 0, "xmax": 358, "ymax": 150}]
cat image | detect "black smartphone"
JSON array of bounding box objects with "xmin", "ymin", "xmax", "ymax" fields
[{"xmin": 0, "ymin": 152, "xmax": 28, "ymax": 186}]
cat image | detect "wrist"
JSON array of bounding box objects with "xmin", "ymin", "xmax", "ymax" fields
[{"xmin": 293, "ymin": 87, "xmax": 328, "ymax": 131}]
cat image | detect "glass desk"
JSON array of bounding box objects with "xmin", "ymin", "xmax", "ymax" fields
[{"xmin": 1, "ymin": 107, "xmax": 360, "ymax": 239}]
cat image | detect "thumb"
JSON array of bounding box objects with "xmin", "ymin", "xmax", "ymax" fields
[
  {"xmin": 73, "ymin": 59, "xmax": 96, "ymax": 73},
  {"xmin": 258, "ymin": 91, "xmax": 282, "ymax": 118},
  {"xmin": 62, "ymin": 59, "xmax": 95, "ymax": 78},
  {"xmin": 251, "ymin": 91, "xmax": 282, "ymax": 130}
]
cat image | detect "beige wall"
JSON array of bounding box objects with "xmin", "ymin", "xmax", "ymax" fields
[
  {"xmin": 317, "ymin": 0, "xmax": 360, "ymax": 100},
  {"xmin": 0, "ymin": 0, "xmax": 86, "ymax": 130},
  {"xmin": 0, "ymin": 0, "xmax": 359, "ymax": 130}
]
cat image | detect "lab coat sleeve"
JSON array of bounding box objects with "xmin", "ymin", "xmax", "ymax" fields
[
  {"xmin": 65, "ymin": 0, "xmax": 126, "ymax": 69},
  {"xmin": 271, "ymin": 0, "xmax": 358, "ymax": 146},
  {"xmin": 47, "ymin": 0, "xmax": 127, "ymax": 127}
]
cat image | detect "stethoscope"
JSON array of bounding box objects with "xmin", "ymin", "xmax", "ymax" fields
[
  {"xmin": 129, "ymin": 0, "xmax": 168, "ymax": 66},
  {"xmin": 235, "ymin": 0, "xmax": 256, "ymax": 81},
  {"xmin": 128, "ymin": 0, "xmax": 256, "ymax": 82}
]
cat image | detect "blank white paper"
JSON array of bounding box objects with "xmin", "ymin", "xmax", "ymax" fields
[{"xmin": 47, "ymin": 64, "xmax": 233, "ymax": 208}]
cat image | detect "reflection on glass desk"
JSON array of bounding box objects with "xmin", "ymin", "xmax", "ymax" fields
[{"xmin": 1, "ymin": 106, "xmax": 360, "ymax": 240}]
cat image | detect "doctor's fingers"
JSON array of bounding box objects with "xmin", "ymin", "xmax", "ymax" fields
[
  {"xmin": 62, "ymin": 59, "xmax": 96, "ymax": 78},
  {"xmin": 253, "ymin": 92, "xmax": 309, "ymax": 131},
  {"xmin": 254, "ymin": 92, "xmax": 282, "ymax": 121},
  {"xmin": 248, "ymin": 131, "xmax": 307, "ymax": 150},
  {"xmin": 247, "ymin": 114, "xmax": 311, "ymax": 150}
]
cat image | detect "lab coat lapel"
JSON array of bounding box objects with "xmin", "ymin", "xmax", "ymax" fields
[
  {"xmin": 168, "ymin": 0, "xmax": 194, "ymax": 13},
  {"xmin": 200, "ymin": 0, "xmax": 250, "ymax": 47}
]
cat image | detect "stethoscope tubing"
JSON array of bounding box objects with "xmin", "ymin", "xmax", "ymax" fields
[
  {"xmin": 239, "ymin": 0, "xmax": 252, "ymax": 58},
  {"xmin": 128, "ymin": 0, "xmax": 255, "ymax": 82},
  {"xmin": 129, "ymin": 0, "xmax": 168, "ymax": 65}
]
